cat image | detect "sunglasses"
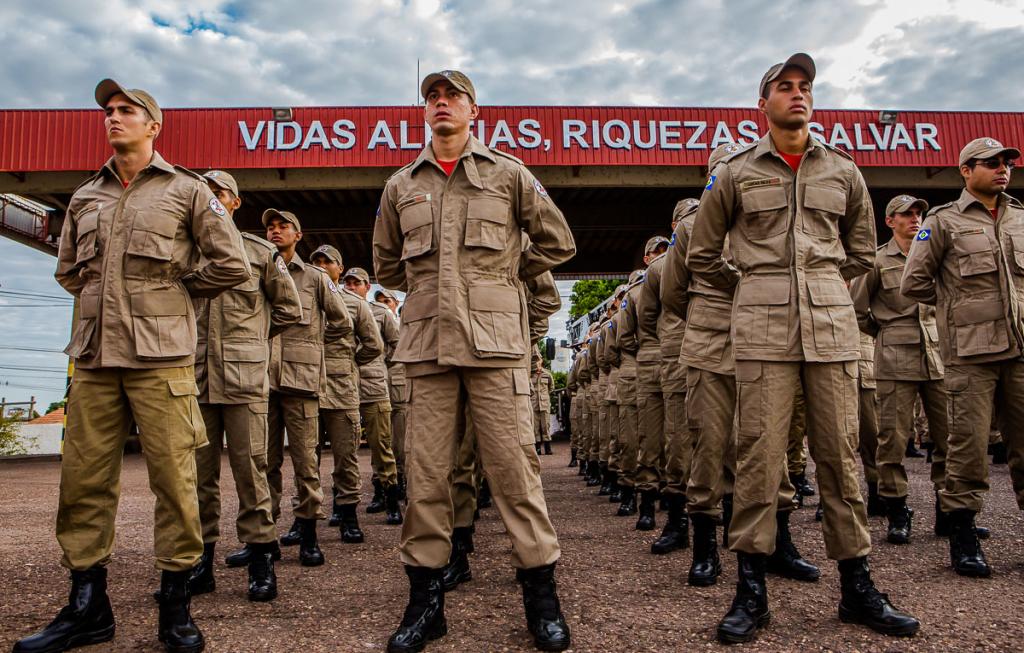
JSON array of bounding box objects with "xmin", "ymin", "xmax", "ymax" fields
[{"xmin": 970, "ymin": 158, "xmax": 1016, "ymax": 170}]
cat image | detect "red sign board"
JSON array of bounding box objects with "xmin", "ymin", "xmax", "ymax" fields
[{"xmin": 1, "ymin": 106, "xmax": 1021, "ymax": 172}]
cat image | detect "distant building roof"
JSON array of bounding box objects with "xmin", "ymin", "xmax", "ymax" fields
[{"xmin": 29, "ymin": 407, "xmax": 64, "ymax": 424}]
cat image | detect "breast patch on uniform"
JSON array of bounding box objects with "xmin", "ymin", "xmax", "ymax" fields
[{"xmin": 740, "ymin": 177, "xmax": 782, "ymax": 191}]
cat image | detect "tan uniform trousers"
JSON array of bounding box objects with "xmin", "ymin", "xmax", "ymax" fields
[
  {"xmin": 877, "ymin": 380, "xmax": 948, "ymax": 498},
  {"xmin": 786, "ymin": 385, "xmax": 808, "ymax": 476},
  {"xmin": 321, "ymin": 409, "xmax": 362, "ymax": 505},
  {"xmin": 362, "ymin": 400, "xmax": 398, "ymax": 488},
  {"xmin": 569, "ymin": 398, "xmax": 580, "ymax": 452},
  {"xmin": 604, "ymin": 402, "xmax": 620, "ymax": 470},
  {"xmin": 451, "ymin": 409, "xmax": 480, "ymax": 530},
  {"xmin": 195, "ymin": 402, "xmax": 276, "ymax": 545},
  {"xmin": 914, "ymin": 397, "xmax": 930, "ymax": 446},
  {"xmin": 616, "ymin": 377, "xmax": 640, "ymax": 487},
  {"xmin": 732, "ymin": 361, "xmax": 871, "ymax": 560},
  {"xmin": 401, "ymin": 367, "xmax": 560, "ymax": 570},
  {"xmin": 942, "ymin": 362, "xmax": 1024, "ymax": 513},
  {"xmin": 534, "ymin": 410, "xmax": 552, "ymax": 443},
  {"xmin": 58, "ymin": 366, "xmax": 205, "ymax": 573},
  {"xmin": 636, "ymin": 357, "xmax": 665, "ymax": 492},
  {"xmin": 267, "ymin": 391, "xmax": 324, "ymax": 522},
  {"xmin": 662, "ymin": 360, "xmax": 691, "ymax": 496},
  {"xmin": 392, "ymin": 396, "xmax": 407, "ymax": 474},
  {"xmin": 858, "ymin": 388, "xmax": 880, "ymax": 485},
  {"xmin": 685, "ymin": 368, "xmax": 737, "ymax": 517},
  {"xmin": 577, "ymin": 390, "xmax": 591, "ymax": 461},
  {"xmin": 589, "ymin": 383, "xmax": 603, "ymax": 461}
]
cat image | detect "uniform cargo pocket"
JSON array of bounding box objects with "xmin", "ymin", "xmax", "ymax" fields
[
  {"xmin": 739, "ymin": 185, "xmax": 788, "ymax": 240},
  {"xmin": 881, "ymin": 326, "xmax": 922, "ymax": 376},
  {"xmin": 468, "ymin": 285, "xmax": 526, "ymax": 358},
  {"xmin": 952, "ymin": 301, "xmax": 1009, "ymax": 357},
  {"xmin": 168, "ymin": 378, "xmax": 206, "ymax": 449},
  {"xmin": 297, "ymin": 293, "xmax": 314, "ymax": 326},
  {"xmin": 325, "ymin": 356, "xmax": 353, "ymax": 376},
  {"xmin": 74, "ymin": 204, "xmax": 101, "ymax": 266},
  {"xmin": 223, "ymin": 342, "xmax": 268, "ymax": 396},
  {"xmin": 880, "ymin": 265, "xmax": 905, "ymax": 290},
  {"xmin": 1010, "ymin": 233, "xmax": 1024, "ymax": 274},
  {"xmin": 64, "ymin": 291, "xmax": 100, "ymax": 359},
  {"xmin": 392, "ymin": 291, "xmax": 438, "ymax": 362},
  {"xmin": 806, "ymin": 277, "xmax": 858, "ymax": 352},
  {"xmin": 398, "ymin": 197, "xmax": 434, "ymax": 261},
  {"xmin": 247, "ymin": 402, "xmax": 269, "ymax": 456},
  {"xmin": 465, "ymin": 197, "xmax": 510, "ymax": 250},
  {"xmin": 126, "ymin": 209, "xmax": 179, "ymax": 261},
  {"xmin": 682, "ymin": 304, "xmax": 731, "ymax": 363},
  {"xmin": 802, "ymin": 184, "xmax": 846, "ymax": 239},
  {"xmin": 130, "ymin": 288, "xmax": 195, "ymax": 360},
  {"xmin": 953, "ymin": 230, "xmax": 997, "ymax": 277},
  {"xmin": 734, "ymin": 276, "xmax": 790, "ymax": 348},
  {"xmin": 278, "ymin": 343, "xmax": 322, "ymax": 395}
]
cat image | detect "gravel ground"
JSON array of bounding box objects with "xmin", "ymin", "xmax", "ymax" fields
[{"xmin": 2, "ymin": 443, "xmax": 1024, "ymax": 652}]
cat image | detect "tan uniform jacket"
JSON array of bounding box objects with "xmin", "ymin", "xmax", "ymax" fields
[
  {"xmin": 663, "ymin": 208, "xmax": 737, "ymax": 375},
  {"xmin": 322, "ymin": 288, "xmax": 383, "ymax": 411},
  {"xmin": 359, "ymin": 301, "xmax": 398, "ymax": 404},
  {"xmin": 373, "ymin": 136, "xmax": 575, "ymax": 377},
  {"xmin": 567, "ymin": 357, "xmax": 579, "ymax": 396},
  {"xmin": 526, "ymin": 271, "xmax": 559, "ymax": 344},
  {"xmin": 57, "ymin": 153, "xmax": 250, "ymax": 369},
  {"xmin": 900, "ymin": 189, "xmax": 1024, "ymax": 366},
  {"xmin": 588, "ymin": 319, "xmax": 605, "ymax": 383},
  {"xmin": 532, "ymin": 370, "xmax": 554, "ymax": 413},
  {"xmin": 577, "ymin": 348, "xmax": 591, "ymax": 385},
  {"xmin": 637, "ymin": 255, "xmax": 685, "ymax": 376},
  {"xmin": 613, "ymin": 279, "xmax": 645, "ymax": 375},
  {"xmin": 635, "ymin": 255, "xmax": 666, "ymax": 391},
  {"xmin": 687, "ymin": 135, "xmax": 876, "ymax": 362},
  {"xmin": 269, "ymin": 259, "xmax": 350, "ymax": 397},
  {"xmin": 851, "ymin": 238, "xmax": 944, "ymax": 381},
  {"xmin": 194, "ymin": 233, "xmax": 303, "ymax": 404}
]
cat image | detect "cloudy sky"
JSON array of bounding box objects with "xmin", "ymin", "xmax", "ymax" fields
[{"xmin": 1, "ymin": 0, "xmax": 1023, "ymax": 410}]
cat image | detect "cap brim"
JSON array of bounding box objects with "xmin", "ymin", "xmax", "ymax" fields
[
  {"xmin": 95, "ymin": 78, "xmax": 127, "ymax": 109},
  {"xmin": 204, "ymin": 176, "xmax": 233, "ymax": 193},
  {"xmin": 782, "ymin": 53, "xmax": 816, "ymax": 83},
  {"xmin": 420, "ymin": 73, "xmax": 448, "ymax": 99},
  {"xmin": 889, "ymin": 199, "xmax": 929, "ymax": 215}
]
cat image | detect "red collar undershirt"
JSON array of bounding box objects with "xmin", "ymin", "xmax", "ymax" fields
[{"xmin": 437, "ymin": 159, "xmax": 457, "ymax": 177}]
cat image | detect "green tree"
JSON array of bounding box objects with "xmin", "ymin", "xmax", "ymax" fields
[
  {"xmin": 569, "ymin": 279, "xmax": 624, "ymax": 320},
  {"xmin": 0, "ymin": 415, "xmax": 28, "ymax": 456},
  {"xmin": 46, "ymin": 399, "xmax": 66, "ymax": 414},
  {"xmin": 552, "ymin": 371, "xmax": 567, "ymax": 389}
]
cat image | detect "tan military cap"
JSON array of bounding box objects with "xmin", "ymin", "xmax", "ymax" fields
[
  {"xmin": 421, "ymin": 70, "xmax": 476, "ymax": 103},
  {"xmin": 614, "ymin": 284, "xmax": 628, "ymax": 299},
  {"xmin": 375, "ymin": 288, "xmax": 398, "ymax": 302},
  {"xmin": 644, "ymin": 236, "xmax": 670, "ymax": 255},
  {"xmin": 261, "ymin": 208, "xmax": 301, "ymax": 231},
  {"xmin": 958, "ymin": 137, "xmax": 1021, "ymax": 167},
  {"xmin": 343, "ymin": 267, "xmax": 370, "ymax": 284},
  {"xmin": 310, "ymin": 244, "xmax": 343, "ymax": 266},
  {"xmin": 709, "ymin": 142, "xmax": 744, "ymax": 171},
  {"xmin": 628, "ymin": 268, "xmax": 646, "ymax": 284},
  {"xmin": 758, "ymin": 53, "xmax": 816, "ymax": 98},
  {"xmin": 885, "ymin": 194, "xmax": 929, "ymax": 217},
  {"xmin": 94, "ymin": 78, "xmax": 162, "ymax": 123},
  {"xmin": 203, "ymin": 170, "xmax": 239, "ymax": 197},
  {"xmin": 672, "ymin": 198, "xmax": 700, "ymax": 222}
]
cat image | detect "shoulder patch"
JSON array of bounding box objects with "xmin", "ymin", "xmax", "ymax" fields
[
  {"xmin": 533, "ymin": 177, "xmax": 549, "ymax": 198},
  {"xmin": 172, "ymin": 165, "xmax": 207, "ymax": 181},
  {"xmin": 275, "ymin": 256, "xmax": 288, "ymax": 274},
  {"xmin": 705, "ymin": 175, "xmax": 717, "ymax": 191},
  {"xmin": 209, "ymin": 197, "xmax": 227, "ymax": 217},
  {"xmin": 915, "ymin": 229, "xmax": 931, "ymax": 241},
  {"xmin": 327, "ymin": 279, "xmax": 340, "ymax": 293}
]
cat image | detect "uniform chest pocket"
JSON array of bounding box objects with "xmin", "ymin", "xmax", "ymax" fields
[
  {"xmin": 297, "ymin": 292, "xmax": 314, "ymax": 326},
  {"xmin": 880, "ymin": 265, "xmax": 905, "ymax": 290},
  {"xmin": 468, "ymin": 285, "xmax": 526, "ymax": 358},
  {"xmin": 398, "ymin": 196, "xmax": 434, "ymax": 261},
  {"xmin": 74, "ymin": 204, "xmax": 101, "ymax": 266},
  {"xmin": 224, "ymin": 267, "xmax": 262, "ymax": 312},
  {"xmin": 954, "ymin": 231, "xmax": 997, "ymax": 277},
  {"xmin": 465, "ymin": 197, "xmax": 510, "ymax": 250},
  {"xmin": 127, "ymin": 209, "xmax": 179, "ymax": 262},
  {"xmin": 802, "ymin": 185, "xmax": 846, "ymax": 239},
  {"xmin": 1008, "ymin": 233, "xmax": 1024, "ymax": 274},
  {"xmin": 739, "ymin": 186, "xmax": 789, "ymax": 241}
]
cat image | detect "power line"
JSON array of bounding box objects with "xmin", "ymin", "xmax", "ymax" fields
[
  {"xmin": 0, "ymin": 304, "xmax": 74, "ymax": 308},
  {"xmin": 0, "ymin": 289, "xmax": 73, "ymax": 301},
  {"xmin": 0, "ymin": 365, "xmax": 68, "ymax": 374},
  {"xmin": 0, "ymin": 345, "xmax": 65, "ymax": 353},
  {"xmin": 0, "ymin": 381, "xmax": 66, "ymax": 392}
]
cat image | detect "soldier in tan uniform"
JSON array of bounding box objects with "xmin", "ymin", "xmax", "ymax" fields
[
  {"xmin": 852, "ymin": 194, "xmax": 949, "ymax": 544},
  {"xmin": 374, "ymin": 70, "xmax": 574, "ymax": 652},
  {"xmin": 311, "ymin": 246, "xmax": 384, "ymax": 542},
  {"xmin": 344, "ymin": 266, "xmax": 403, "ymax": 524},
  {"xmin": 532, "ymin": 360, "xmax": 555, "ymax": 454},
  {"xmin": 587, "ymin": 317, "xmax": 609, "ymax": 488},
  {"xmin": 577, "ymin": 330, "xmax": 596, "ymax": 482},
  {"xmin": 17, "ymin": 80, "xmax": 250, "ymax": 653},
  {"xmin": 377, "ymin": 288, "xmax": 409, "ymax": 496},
  {"xmin": 596, "ymin": 294, "xmax": 623, "ymax": 498},
  {"xmin": 190, "ymin": 170, "xmax": 302, "ymax": 602},
  {"xmin": 566, "ymin": 347, "xmax": 582, "ymax": 467},
  {"xmin": 687, "ymin": 54, "xmax": 918, "ymax": 643},
  {"xmin": 263, "ymin": 209, "xmax": 350, "ymax": 567},
  {"xmin": 901, "ymin": 137, "xmax": 1024, "ymax": 578}
]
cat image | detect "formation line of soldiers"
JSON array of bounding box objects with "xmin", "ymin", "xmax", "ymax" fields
[
  {"xmin": 13, "ymin": 52, "xmax": 1024, "ymax": 653},
  {"xmin": 564, "ymin": 51, "xmax": 1023, "ymax": 646}
]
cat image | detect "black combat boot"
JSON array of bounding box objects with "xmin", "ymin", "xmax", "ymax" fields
[
  {"xmin": 616, "ymin": 485, "xmax": 637, "ymax": 517},
  {"xmin": 247, "ymin": 543, "xmax": 278, "ymax": 602},
  {"xmin": 225, "ymin": 542, "xmax": 280, "ymax": 567},
  {"xmin": 367, "ymin": 478, "xmax": 386, "ymax": 514},
  {"xmin": 279, "ymin": 518, "xmax": 302, "ymax": 547},
  {"xmin": 188, "ymin": 543, "xmax": 216, "ymax": 596},
  {"xmin": 651, "ymin": 493, "xmax": 688, "ymax": 554},
  {"xmin": 13, "ymin": 566, "xmax": 115, "ymax": 653},
  {"xmin": 716, "ymin": 552, "xmax": 770, "ymax": 644},
  {"xmin": 329, "ymin": 488, "xmax": 344, "ymax": 527},
  {"xmin": 814, "ymin": 503, "xmax": 824, "ymax": 522},
  {"xmin": 790, "ymin": 473, "xmax": 815, "ymax": 498},
  {"xmin": 535, "ymin": 442, "xmax": 543, "ymax": 455},
  {"xmin": 597, "ymin": 464, "xmax": 613, "ymax": 496},
  {"xmin": 992, "ymin": 441, "xmax": 1008, "ymax": 464},
  {"xmin": 837, "ymin": 557, "xmax": 920, "ymax": 636},
  {"xmin": 517, "ymin": 563, "xmax": 571, "ymax": 651},
  {"xmin": 477, "ymin": 478, "xmax": 493, "ymax": 509},
  {"xmin": 568, "ymin": 448, "xmax": 578, "ymax": 467},
  {"xmin": 608, "ymin": 472, "xmax": 621, "ymax": 503},
  {"xmin": 387, "ymin": 566, "xmax": 447, "ymax": 653},
  {"xmin": 297, "ymin": 518, "xmax": 325, "ymax": 567},
  {"xmin": 659, "ymin": 489, "xmax": 669, "ymax": 512},
  {"xmin": 441, "ymin": 527, "xmax": 473, "ymax": 592},
  {"xmin": 157, "ymin": 570, "xmax": 205, "ymax": 653},
  {"xmin": 767, "ymin": 511, "xmax": 820, "ymax": 582},
  {"xmin": 398, "ymin": 473, "xmax": 408, "ymax": 502},
  {"xmin": 340, "ymin": 504, "xmax": 365, "ymax": 543},
  {"xmin": 935, "ymin": 492, "xmax": 989, "ymax": 539},
  {"xmin": 576, "ymin": 456, "xmax": 587, "ymax": 475},
  {"xmin": 635, "ymin": 489, "xmax": 657, "ymax": 531},
  {"xmin": 905, "ymin": 439, "xmax": 925, "ymax": 458},
  {"xmin": 386, "ymin": 484, "xmax": 404, "ymax": 525},
  {"xmin": 688, "ymin": 513, "xmax": 721, "ymax": 586},
  {"xmin": 886, "ymin": 496, "xmax": 913, "ymax": 545},
  {"xmin": 948, "ymin": 509, "xmax": 991, "ymax": 577},
  {"xmin": 721, "ymin": 493, "xmax": 733, "ymax": 547},
  {"xmin": 543, "ymin": 441, "xmax": 553, "ymax": 455},
  {"xmin": 585, "ymin": 460, "xmax": 601, "ymax": 486},
  {"xmin": 866, "ymin": 481, "xmax": 886, "ymax": 517}
]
